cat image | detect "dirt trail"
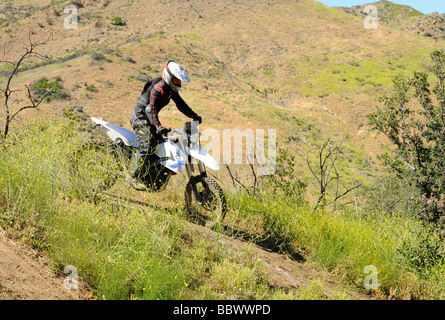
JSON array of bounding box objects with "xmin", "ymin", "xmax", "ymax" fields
[
  {"xmin": 0, "ymin": 235, "xmax": 91, "ymax": 300},
  {"xmin": 191, "ymin": 223, "xmax": 370, "ymax": 300}
]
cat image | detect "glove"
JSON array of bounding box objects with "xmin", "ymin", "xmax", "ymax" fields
[
  {"xmin": 193, "ymin": 115, "xmax": 202, "ymax": 125},
  {"xmin": 157, "ymin": 126, "xmax": 171, "ymax": 136}
]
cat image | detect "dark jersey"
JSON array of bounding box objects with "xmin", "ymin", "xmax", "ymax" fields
[{"xmin": 131, "ymin": 77, "xmax": 198, "ymax": 130}]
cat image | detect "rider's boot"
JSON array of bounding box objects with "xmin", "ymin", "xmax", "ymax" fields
[{"xmin": 125, "ymin": 151, "xmax": 148, "ymax": 191}]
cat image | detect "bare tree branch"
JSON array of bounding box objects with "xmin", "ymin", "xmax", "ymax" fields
[
  {"xmin": 0, "ymin": 32, "xmax": 53, "ymax": 139},
  {"xmin": 225, "ymin": 164, "xmax": 250, "ymax": 193},
  {"xmin": 309, "ymin": 139, "xmax": 361, "ymax": 212},
  {"xmin": 307, "ymin": 156, "xmax": 321, "ymax": 184},
  {"xmin": 226, "ymin": 151, "xmax": 268, "ymax": 196},
  {"xmin": 9, "ymin": 85, "xmax": 51, "ymax": 123},
  {"xmin": 325, "ymin": 182, "xmax": 363, "ymax": 206},
  {"xmin": 0, "ymin": 41, "xmax": 15, "ymax": 65}
]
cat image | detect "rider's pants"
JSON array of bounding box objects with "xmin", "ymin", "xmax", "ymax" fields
[{"xmin": 129, "ymin": 117, "xmax": 161, "ymax": 178}]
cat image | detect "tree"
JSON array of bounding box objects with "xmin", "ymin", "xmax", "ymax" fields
[
  {"xmin": 367, "ymin": 49, "xmax": 445, "ymax": 223},
  {"xmin": 0, "ymin": 32, "xmax": 52, "ymax": 140},
  {"xmin": 307, "ymin": 139, "xmax": 362, "ymax": 212}
]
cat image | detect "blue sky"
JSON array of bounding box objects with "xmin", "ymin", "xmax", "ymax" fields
[{"xmin": 317, "ymin": 0, "xmax": 444, "ymax": 14}]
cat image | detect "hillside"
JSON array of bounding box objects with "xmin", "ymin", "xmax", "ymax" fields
[
  {"xmin": 339, "ymin": 0, "xmax": 445, "ymax": 40},
  {"xmin": 0, "ymin": 236, "xmax": 92, "ymax": 299},
  {"xmin": 1, "ymin": 0, "xmax": 444, "ymax": 195},
  {"xmin": 2, "ymin": 0, "xmax": 445, "ymax": 301}
]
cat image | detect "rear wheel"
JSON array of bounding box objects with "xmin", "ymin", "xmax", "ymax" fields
[
  {"xmin": 185, "ymin": 174, "xmax": 227, "ymax": 228},
  {"xmin": 70, "ymin": 140, "xmax": 121, "ymax": 195}
]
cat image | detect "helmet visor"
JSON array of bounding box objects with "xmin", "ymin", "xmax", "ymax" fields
[{"xmin": 172, "ymin": 77, "xmax": 182, "ymax": 87}]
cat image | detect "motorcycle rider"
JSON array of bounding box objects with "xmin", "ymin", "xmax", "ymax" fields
[{"xmin": 126, "ymin": 59, "xmax": 202, "ymax": 190}]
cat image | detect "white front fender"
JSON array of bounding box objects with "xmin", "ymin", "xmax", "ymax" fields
[{"xmin": 186, "ymin": 145, "xmax": 221, "ymax": 171}]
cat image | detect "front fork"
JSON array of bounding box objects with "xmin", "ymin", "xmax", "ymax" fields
[{"xmin": 186, "ymin": 159, "xmax": 207, "ymax": 202}]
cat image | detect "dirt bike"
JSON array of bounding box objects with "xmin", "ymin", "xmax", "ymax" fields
[{"xmin": 70, "ymin": 117, "xmax": 227, "ymax": 228}]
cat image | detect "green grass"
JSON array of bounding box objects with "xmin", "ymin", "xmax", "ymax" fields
[
  {"xmin": 294, "ymin": 46, "xmax": 432, "ymax": 98},
  {"xmin": 0, "ymin": 119, "xmax": 348, "ymax": 300},
  {"xmin": 47, "ymin": 199, "xmax": 191, "ymax": 299},
  {"xmin": 225, "ymin": 186, "xmax": 445, "ymax": 299},
  {"xmin": 2, "ymin": 118, "xmax": 445, "ymax": 300}
]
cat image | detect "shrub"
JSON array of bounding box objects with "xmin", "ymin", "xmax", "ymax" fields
[
  {"xmin": 367, "ymin": 49, "xmax": 445, "ymax": 223},
  {"xmin": 397, "ymin": 229, "xmax": 445, "ymax": 273},
  {"xmin": 91, "ymin": 52, "xmax": 111, "ymax": 63},
  {"xmin": 32, "ymin": 77, "xmax": 69, "ymax": 101},
  {"xmin": 263, "ymin": 148, "xmax": 308, "ymax": 201},
  {"xmin": 125, "ymin": 56, "xmax": 136, "ymax": 64},
  {"xmin": 0, "ymin": 18, "xmax": 9, "ymax": 28},
  {"xmin": 111, "ymin": 16, "xmax": 125, "ymax": 26},
  {"xmin": 85, "ymin": 84, "xmax": 98, "ymax": 92}
]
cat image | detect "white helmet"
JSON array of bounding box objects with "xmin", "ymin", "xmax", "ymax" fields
[{"xmin": 162, "ymin": 59, "xmax": 190, "ymax": 92}]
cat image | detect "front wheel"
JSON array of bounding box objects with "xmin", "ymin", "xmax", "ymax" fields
[{"xmin": 185, "ymin": 175, "xmax": 227, "ymax": 228}]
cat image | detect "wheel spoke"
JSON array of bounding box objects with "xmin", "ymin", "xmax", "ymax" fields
[
  {"xmin": 70, "ymin": 141, "xmax": 121, "ymax": 194},
  {"xmin": 185, "ymin": 175, "xmax": 226, "ymax": 227}
]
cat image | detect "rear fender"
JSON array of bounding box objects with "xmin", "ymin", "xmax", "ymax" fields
[{"xmin": 91, "ymin": 117, "xmax": 140, "ymax": 147}]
